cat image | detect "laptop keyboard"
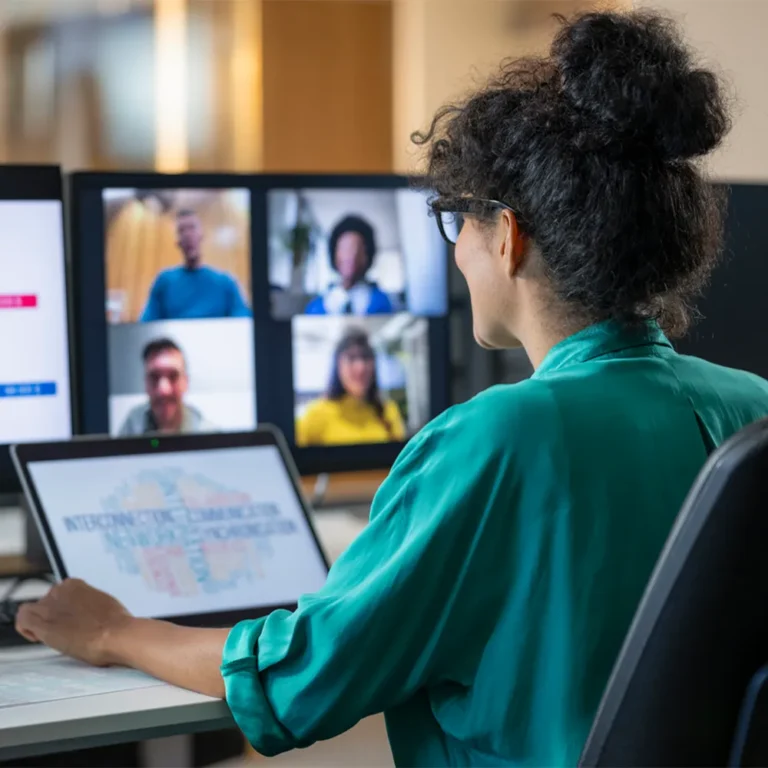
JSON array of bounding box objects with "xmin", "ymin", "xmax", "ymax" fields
[{"xmin": 0, "ymin": 599, "xmax": 36, "ymax": 647}]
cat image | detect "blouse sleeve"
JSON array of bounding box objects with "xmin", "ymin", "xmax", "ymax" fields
[{"xmin": 220, "ymin": 405, "xmax": 519, "ymax": 756}]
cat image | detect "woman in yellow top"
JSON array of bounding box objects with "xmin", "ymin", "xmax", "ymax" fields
[{"xmin": 296, "ymin": 328, "xmax": 406, "ymax": 446}]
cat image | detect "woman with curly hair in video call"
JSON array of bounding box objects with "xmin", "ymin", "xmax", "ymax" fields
[
  {"xmin": 17, "ymin": 11, "xmax": 768, "ymax": 767},
  {"xmin": 305, "ymin": 215, "xmax": 394, "ymax": 316}
]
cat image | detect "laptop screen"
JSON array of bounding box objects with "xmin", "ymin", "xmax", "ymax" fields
[{"xmin": 25, "ymin": 444, "xmax": 328, "ymax": 619}]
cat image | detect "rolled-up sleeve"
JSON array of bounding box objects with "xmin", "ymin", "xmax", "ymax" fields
[
  {"xmin": 220, "ymin": 408, "xmax": 519, "ymax": 756},
  {"xmin": 221, "ymin": 616, "xmax": 308, "ymax": 755}
]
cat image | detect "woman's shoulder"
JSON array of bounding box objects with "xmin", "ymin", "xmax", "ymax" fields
[
  {"xmin": 386, "ymin": 382, "xmax": 546, "ymax": 493},
  {"xmin": 300, "ymin": 397, "xmax": 339, "ymax": 422},
  {"xmin": 304, "ymin": 296, "xmax": 326, "ymax": 314},
  {"xmin": 416, "ymin": 381, "xmax": 547, "ymax": 455},
  {"xmin": 382, "ymin": 399, "xmax": 402, "ymax": 418},
  {"xmin": 452, "ymin": 380, "xmax": 544, "ymax": 417},
  {"xmin": 365, "ymin": 282, "xmax": 392, "ymax": 310},
  {"xmin": 671, "ymin": 354, "xmax": 768, "ymax": 418}
]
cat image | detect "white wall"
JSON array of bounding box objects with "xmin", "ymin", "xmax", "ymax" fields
[
  {"xmin": 643, "ymin": 0, "xmax": 768, "ymax": 182},
  {"xmin": 393, "ymin": 0, "xmax": 630, "ymax": 172},
  {"xmin": 394, "ymin": 0, "xmax": 761, "ymax": 180}
]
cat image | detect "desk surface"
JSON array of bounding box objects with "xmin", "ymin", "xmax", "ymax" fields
[
  {"xmin": 0, "ymin": 649, "xmax": 232, "ymax": 761},
  {"xmin": 0, "ymin": 504, "xmax": 370, "ymax": 761}
]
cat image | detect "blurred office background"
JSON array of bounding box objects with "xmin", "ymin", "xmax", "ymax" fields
[
  {"xmin": 5, "ymin": 0, "xmax": 759, "ymax": 404},
  {"xmin": 0, "ymin": 0, "xmax": 643, "ymax": 408},
  {"xmin": 0, "ymin": 1, "xmax": 764, "ymax": 764},
  {"xmin": 5, "ymin": 0, "xmax": 761, "ymax": 407}
]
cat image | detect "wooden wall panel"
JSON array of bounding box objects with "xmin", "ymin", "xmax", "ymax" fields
[{"xmin": 262, "ymin": 0, "xmax": 393, "ymax": 173}]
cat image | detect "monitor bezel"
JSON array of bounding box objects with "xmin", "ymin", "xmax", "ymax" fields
[
  {"xmin": 0, "ymin": 165, "xmax": 75, "ymax": 495},
  {"xmin": 11, "ymin": 426, "xmax": 331, "ymax": 628},
  {"xmin": 69, "ymin": 171, "xmax": 451, "ymax": 476}
]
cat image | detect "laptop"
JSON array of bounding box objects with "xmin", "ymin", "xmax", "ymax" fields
[{"xmin": 10, "ymin": 427, "xmax": 330, "ymax": 628}]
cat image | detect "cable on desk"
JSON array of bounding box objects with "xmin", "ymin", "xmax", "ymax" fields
[{"xmin": 0, "ymin": 574, "xmax": 54, "ymax": 606}]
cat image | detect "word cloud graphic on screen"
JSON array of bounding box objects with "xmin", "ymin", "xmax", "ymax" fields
[
  {"xmin": 0, "ymin": 196, "xmax": 72, "ymax": 444},
  {"xmin": 268, "ymin": 187, "xmax": 442, "ymax": 449},
  {"xmin": 28, "ymin": 446, "xmax": 328, "ymax": 618},
  {"xmin": 103, "ymin": 188, "xmax": 256, "ymax": 437}
]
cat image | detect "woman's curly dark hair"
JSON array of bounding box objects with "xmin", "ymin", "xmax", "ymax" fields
[
  {"xmin": 328, "ymin": 215, "xmax": 377, "ymax": 273},
  {"xmin": 413, "ymin": 10, "xmax": 731, "ymax": 336}
]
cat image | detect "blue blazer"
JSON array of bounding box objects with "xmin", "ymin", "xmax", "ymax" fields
[{"xmin": 305, "ymin": 283, "xmax": 393, "ymax": 315}]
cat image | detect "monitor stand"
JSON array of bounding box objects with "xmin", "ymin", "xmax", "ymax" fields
[{"xmin": 311, "ymin": 473, "xmax": 330, "ymax": 508}]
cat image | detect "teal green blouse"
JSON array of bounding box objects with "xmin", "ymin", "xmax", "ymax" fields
[{"xmin": 221, "ymin": 322, "xmax": 768, "ymax": 767}]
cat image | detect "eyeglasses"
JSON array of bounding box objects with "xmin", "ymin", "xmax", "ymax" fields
[
  {"xmin": 341, "ymin": 350, "xmax": 375, "ymax": 364},
  {"xmin": 430, "ymin": 197, "xmax": 521, "ymax": 246}
]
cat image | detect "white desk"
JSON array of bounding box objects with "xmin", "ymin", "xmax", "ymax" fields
[
  {"xmin": 0, "ymin": 658, "xmax": 231, "ymax": 761},
  {"xmin": 0, "ymin": 505, "xmax": 368, "ymax": 763}
]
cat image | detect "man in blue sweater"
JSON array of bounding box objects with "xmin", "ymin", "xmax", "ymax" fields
[{"xmin": 140, "ymin": 209, "xmax": 252, "ymax": 321}]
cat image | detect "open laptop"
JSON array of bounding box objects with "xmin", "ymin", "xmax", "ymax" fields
[{"xmin": 10, "ymin": 427, "xmax": 329, "ymax": 628}]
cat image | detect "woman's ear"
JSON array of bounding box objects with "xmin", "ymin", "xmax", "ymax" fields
[{"xmin": 499, "ymin": 209, "xmax": 528, "ymax": 278}]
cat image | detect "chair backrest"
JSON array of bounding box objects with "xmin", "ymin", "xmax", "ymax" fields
[
  {"xmin": 579, "ymin": 417, "xmax": 768, "ymax": 767},
  {"xmin": 730, "ymin": 664, "xmax": 768, "ymax": 766}
]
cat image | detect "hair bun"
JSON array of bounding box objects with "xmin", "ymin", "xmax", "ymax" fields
[{"xmin": 553, "ymin": 11, "xmax": 730, "ymax": 161}]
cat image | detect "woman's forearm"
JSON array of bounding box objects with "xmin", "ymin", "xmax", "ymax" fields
[{"xmin": 106, "ymin": 618, "xmax": 230, "ymax": 699}]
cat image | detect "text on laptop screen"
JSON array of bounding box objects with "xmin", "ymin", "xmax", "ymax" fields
[
  {"xmin": 0, "ymin": 200, "xmax": 72, "ymax": 444},
  {"xmin": 26, "ymin": 445, "xmax": 328, "ymax": 618}
]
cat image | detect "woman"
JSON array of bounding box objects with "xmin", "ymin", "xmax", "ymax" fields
[
  {"xmin": 17, "ymin": 11, "xmax": 768, "ymax": 767},
  {"xmin": 296, "ymin": 328, "xmax": 406, "ymax": 446},
  {"xmin": 304, "ymin": 215, "xmax": 394, "ymax": 315}
]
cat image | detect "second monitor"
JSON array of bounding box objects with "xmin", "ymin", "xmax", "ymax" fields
[{"xmin": 72, "ymin": 173, "xmax": 450, "ymax": 474}]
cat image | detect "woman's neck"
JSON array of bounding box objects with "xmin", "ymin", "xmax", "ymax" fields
[
  {"xmin": 341, "ymin": 277, "xmax": 363, "ymax": 291},
  {"xmin": 514, "ymin": 294, "xmax": 587, "ymax": 370},
  {"xmin": 519, "ymin": 328, "xmax": 566, "ymax": 370},
  {"xmin": 340, "ymin": 393, "xmax": 366, "ymax": 404}
]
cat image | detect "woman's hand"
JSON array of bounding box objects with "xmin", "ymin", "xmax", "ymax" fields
[
  {"xmin": 17, "ymin": 578, "xmax": 230, "ymax": 698},
  {"xmin": 16, "ymin": 578, "xmax": 133, "ymax": 666}
]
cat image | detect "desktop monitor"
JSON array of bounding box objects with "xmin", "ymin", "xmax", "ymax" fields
[
  {"xmin": 71, "ymin": 172, "xmax": 450, "ymax": 474},
  {"xmin": 72, "ymin": 174, "xmax": 258, "ymax": 443},
  {"xmin": 0, "ymin": 166, "xmax": 73, "ymax": 493}
]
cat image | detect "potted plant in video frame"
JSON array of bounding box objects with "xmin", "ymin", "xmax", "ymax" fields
[{"xmin": 283, "ymin": 193, "xmax": 320, "ymax": 294}]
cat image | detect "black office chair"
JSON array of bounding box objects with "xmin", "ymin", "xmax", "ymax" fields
[{"xmin": 579, "ymin": 417, "xmax": 768, "ymax": 767}]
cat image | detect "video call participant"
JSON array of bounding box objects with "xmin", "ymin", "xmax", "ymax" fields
[
  {"xmin": 118, "ymin": 338, "xmax": 216, "ymax": 436},
  {"xmin": 140, "ymin": 209, "xmax": 252, "ymax": 321},
  {"xmin": 296, "ymin": 328, "xmax": 405, "ymax": 446},
  {"xmin": 305, "ymin": 215, "xmax": 394, "ymax": 316}
]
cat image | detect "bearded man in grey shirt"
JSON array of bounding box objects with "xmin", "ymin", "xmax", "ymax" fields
[{"xmin": 118, "ymin": 338, "xmax": 216, "ymax": 436}]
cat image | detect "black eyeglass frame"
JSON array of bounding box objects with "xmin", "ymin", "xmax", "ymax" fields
[{"xmin": 429, "ymin": 197, "xmax": 524, "ymax": 245}]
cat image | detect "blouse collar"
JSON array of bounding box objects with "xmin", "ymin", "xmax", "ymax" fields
[{"xmin": 532, "ymin": 321, "xmax": 672, "ymax": 378}]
